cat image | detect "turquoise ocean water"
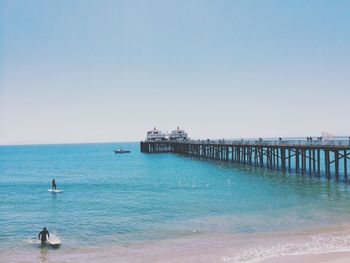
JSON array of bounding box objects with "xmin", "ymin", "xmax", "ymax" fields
[{"xmin": 1, "ymin": 142, "xmax": 350, "ymax": 261}]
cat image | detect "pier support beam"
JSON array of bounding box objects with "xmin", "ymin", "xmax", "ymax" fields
[
  {"xmin": 344, "ymin": 150, "xmax": 348, "ymax": 181},
  {"xmin": 334, "ymin": 150, "xmax": 339, "ymax": 180},
  {"xmin": 296, "ymin": 149, "xmax": 300, "ymax": 173}
]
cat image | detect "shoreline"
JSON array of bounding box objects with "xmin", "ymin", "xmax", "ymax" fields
[
  {"xmin": 3, "ymin": 250, "xmax": 350, "ymax": 263},
  {"xmin": 2, "ymin": 226, "xmax": 350, "ymax": 263}
]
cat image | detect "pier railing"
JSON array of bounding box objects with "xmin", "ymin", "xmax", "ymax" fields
[{"xmin": 187, "ymin": 138, "xmax": 350, "ymax": 147}]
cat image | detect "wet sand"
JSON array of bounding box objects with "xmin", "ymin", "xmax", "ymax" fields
[
  {"xmin": 3, "ymin": 248, "xmax": 350, "ymax": 263},
  {"xmin": 2, "ymin": 226, "xmax": 350, "ymax": 263}
]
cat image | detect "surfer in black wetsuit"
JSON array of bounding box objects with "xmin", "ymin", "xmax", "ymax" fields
[
  {"xmin": 52, "ymin": 179, "xmax": 57, "ymax": 191},
  {"xmin": 38, "ymin": 227, "xmax": 50, "ymax": 245}
]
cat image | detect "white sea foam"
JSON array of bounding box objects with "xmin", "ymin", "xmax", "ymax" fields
[
  {"xmin": 4, "ymin": 228, "xmax": 350, "ymax": 263},
  {"xmin": 24, "ymin": 238, "xmax": 41, "ymax": 245},
  {"xmin": 224, "ymin": 232, "xmax": 350, "ymax": 262}
]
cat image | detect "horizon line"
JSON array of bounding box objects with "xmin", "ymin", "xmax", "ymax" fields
[
  {"xmin": 1, "ymin": 134, "xmax": 349, "ymax": 147},
  {"xmin": 0, "ymin": 140, "xmax": 139, "ymax": 147}
]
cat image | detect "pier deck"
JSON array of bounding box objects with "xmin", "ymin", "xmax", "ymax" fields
[{"xmin": 140, "ymin": 138, "xmax": 350, "ymax": 181}]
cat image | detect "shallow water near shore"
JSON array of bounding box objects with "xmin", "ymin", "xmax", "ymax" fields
[{"xmin": 1, "ymin": 142, "xmax": 350, "ymax": 262}]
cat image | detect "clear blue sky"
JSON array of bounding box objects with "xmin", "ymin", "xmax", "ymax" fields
[{"xmin": 0, "ymin": 0, "xmax": 349, "ymax": 144}]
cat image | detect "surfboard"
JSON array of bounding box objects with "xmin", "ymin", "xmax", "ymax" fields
[
  {"xmin": 48, "ymin": 189, "xmax": 63, "ymax": 193},
  {"xmin": 47, "ymin": 234, "xmax": 61, "ymax": 248}
]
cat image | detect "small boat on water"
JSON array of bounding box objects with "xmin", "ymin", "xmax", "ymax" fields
[{"xmin": 114, "ymin": 149, "xmax": 131, "ymax": 154}]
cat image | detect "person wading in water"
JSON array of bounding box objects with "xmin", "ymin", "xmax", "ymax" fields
[{"xmin": 38, "ymin": 227, "xmax": 50, "ymax": 245}]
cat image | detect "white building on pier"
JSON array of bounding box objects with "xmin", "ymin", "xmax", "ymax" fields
[{"xmin": 146, "ymin": 127, "xmax": 188, "ymax": 141}]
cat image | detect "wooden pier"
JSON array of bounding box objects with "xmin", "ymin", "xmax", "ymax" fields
[{"xmin": 140, "ymin": 139, "xmax": 350, "ymax": 181}]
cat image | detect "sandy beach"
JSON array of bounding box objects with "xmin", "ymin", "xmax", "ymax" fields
[
  {"xmin": 2, "ymin": 227, "xmax": 350, "ymax": 263},
  {"xmin": 2, "ymin": 247, "xmax": 350, "ymax": 263},
  {"xmin": 261, "ymin": 252, "xmax": 350, "ymax": 263}
]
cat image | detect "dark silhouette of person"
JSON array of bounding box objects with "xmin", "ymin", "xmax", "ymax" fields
[
  {"xmin": 38, "ymin": 227, "xmax": 50, "ymax": 245},
  {"xmin": 52, "ymin": 179, "xmax": 57, "ymax": 191}
]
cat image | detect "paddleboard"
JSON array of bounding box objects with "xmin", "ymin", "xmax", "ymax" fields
[
  {"xmin": 48, "ymin": 189, "xmax": 63, "ymax": 193},
  {"xmin": 47, "ymin": 234, "xmax": 61, "ymax": 248}
]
